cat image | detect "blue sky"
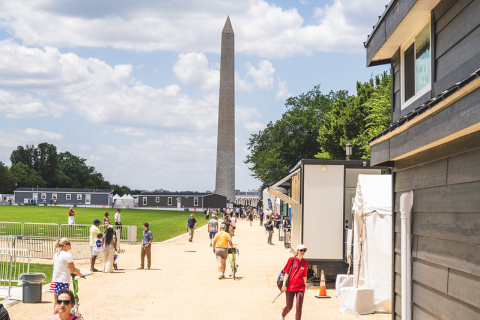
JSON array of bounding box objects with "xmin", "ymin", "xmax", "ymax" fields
[{"xmin": 0, "ymin": 0, "xmax": 389, "ymax": 192}]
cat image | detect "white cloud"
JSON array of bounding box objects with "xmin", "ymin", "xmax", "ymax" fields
[
  {"xmin": 173, "ymin": 52, "xmax": 219, "ymax": 91},
  {"xmin": 0, "ymin": 0, "xmax": 390, "ymax": 57},
  {"xmin": 113, "ymin": 127, "xmax": 146, "ymax": 137},
  {"xmin": 236, "ymin": 106, "xmax": 261, "ymax": 123},
  {"xmin": 276, "ymin": 79, "xmax": 292, "ymax": 101},
  {"xmin": 244, "ymin": 121, "xmax": 266, "ymax": 132},
  {"xmin": 93, "ymin": 134, "xmax": 218, "ymax": 190},
  {"xmin": 235, "ymin": 72, "xmax": 254, "ymax": 92},
  {"xmin": 246, "ymin": 60, "xmax": 275, "ymax": 90},
  {"xmin": 0, "ymin": 127, "xmax": 63, "ymax": 163},
  {"xmin": 0, "ymin": 40, "xmax": 218, "ymax": 132}
]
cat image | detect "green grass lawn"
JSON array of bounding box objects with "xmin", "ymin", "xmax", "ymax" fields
[{"xmin": 0, "ymin": 206, "xmax": 208, "ymax": 242}]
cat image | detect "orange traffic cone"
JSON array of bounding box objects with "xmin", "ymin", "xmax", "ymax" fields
[{"xmin": 315, "ymin": 270, "xmax": 331, "ymax": 299}]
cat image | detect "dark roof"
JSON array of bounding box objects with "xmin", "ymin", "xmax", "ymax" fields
[
  {"xmin": 364, "ymin": 0, "xmax": 397, "ymax": 48},
  {"xmin": 134, "ymin": 192, "xmax": 224, "ymax": 197},
  {"xmin": 14, "ymin": 187, "xmax": 113, "ymax": 193},
  {"xmin": 369, "ymin": 68, "xmax": 480, "ymax": 144}
]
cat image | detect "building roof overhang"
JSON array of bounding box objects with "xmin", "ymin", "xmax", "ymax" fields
[{"xmin": 365, "ymin": 0, "xmax": 440, "ymax": 67}]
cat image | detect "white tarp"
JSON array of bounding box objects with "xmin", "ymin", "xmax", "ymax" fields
[
  {"xmin": 351, "ymin": 174, "xmax": 392, "ymax": 313},
  {"xmin": 113, "ymin": 194, "xmax": 135, "ymax": 209}
]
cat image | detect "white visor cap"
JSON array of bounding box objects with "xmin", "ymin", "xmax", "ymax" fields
[{"xmin": 296, "ymin": 244, "xmax": 307, "ymax": 251}]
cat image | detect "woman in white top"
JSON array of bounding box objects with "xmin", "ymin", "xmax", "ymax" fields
[
  {"xmin": 102, "ymin": 226, "xmax": 117, "ymax": 273},
  {"xmin": 50, "ymin": 238, "xmax": 84, "ymax": 313},
  {"xmin": 230, "ymin": 214, "xmax": 237, "ymax": 236}
]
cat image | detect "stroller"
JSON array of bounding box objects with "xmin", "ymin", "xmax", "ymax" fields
[{"xmin": 70, "ymin": 273, "xmax": 84, "ymax": 318}]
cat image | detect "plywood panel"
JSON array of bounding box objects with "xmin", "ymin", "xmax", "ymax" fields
[
  {"xmin": 394, "ymin": 292, "xmax": 402, "ymax": 318},
  {"xmin": 400, "ymin": 181, "xmax": 480, "ymax": 213},
  {"xmin": 412, "ymin": 212, "xmax": 480, "ymax": 245},
  {"xmin": 416, "ymin": 235, "xmax": 480, "ymax": 277},
  {"xmin": 436, "ymin": 25, "xmax": 480, "ymax": 79},
  {"xmin": 413, "ymin": 305, "xmax": 441, "ymax": 320},
  {"xmin": 390, "ymin": 87, "xmax": 480, "ymax": 160},
  {"xmin": 395, "ymin": 274, "xmax": 402, "ymax": 294},
  {"xmin": 448, "ymin": 148, "xmax": 480, "ymax": 185},
  {"xmin": 303, "ymin": 164, "xmax": 344, "ymax": 259},
  {"xmin": 395, "ymin": 252, "xmax": 402, "ymax": 274},
  {"xmin": 394, "ymin": 129, "xmax": 480, "ymax": 171},
  {"xmin": 412, "ymin": 259, "xmax": 448, "ymax": 294},
  {"xmin": 435, "ymin": 0, "xmax": 474, "ymax": 33},
  {"xmin": 395, "ymin": 159, "xmax": 447, "ymax": 191},
  {"xmin": 448, "ymin": 269, "xmax": 480, "ymax": 309},
  {"xmin": 413, "ymin": 282, "xmax": 480, "ymax": 319}
]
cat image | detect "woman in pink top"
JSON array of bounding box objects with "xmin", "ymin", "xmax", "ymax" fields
[{"xmin": 45, "ymin": 288, "xmax": 83, "ymax": 319}]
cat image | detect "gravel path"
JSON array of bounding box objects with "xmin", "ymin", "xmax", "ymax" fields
[{"xmin": 7, "ymin": 219, "xmax": 390, "ymax": 319}]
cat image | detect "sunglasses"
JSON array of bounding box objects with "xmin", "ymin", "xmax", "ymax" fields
[
  {"xmin": 299, "ymin": 249, "xmax": 307, "ymax": 252},
  {"xmin": 64, "ymin": 243, "xmax": 71, "ymax": 246},
  {"xmin": 57, "ymin": 299, "xmax": 72, "ymax": 305}
]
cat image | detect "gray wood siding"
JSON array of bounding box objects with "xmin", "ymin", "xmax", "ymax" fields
[
  {"xmin": 392, "ymin": 147, "xmax": 480, "ymax": 318},
  {"xmin": 434, "ymin": 0, "xmax": 480, "ymax": 93}
]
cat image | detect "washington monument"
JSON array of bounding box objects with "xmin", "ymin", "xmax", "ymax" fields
[{"xmin": 215, "ymin": 16, "xmax": 235, "ymax": 202}]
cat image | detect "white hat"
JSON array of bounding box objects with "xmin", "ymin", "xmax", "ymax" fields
[
  {"xmin": 70, "ymin": 207, "xmax": 73, "ymax": 209},
  {"xmin": 108, "ymin": 225, "xmax": 114, "ymax": 229},
  {"xmin": 296, "ymin": 244, "xmax": 307, "ymax": 251}
]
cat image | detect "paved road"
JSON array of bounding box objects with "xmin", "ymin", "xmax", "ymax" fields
[{"xmin": 8, "ymin": 218, "xmax": 390, "ymax": 319}]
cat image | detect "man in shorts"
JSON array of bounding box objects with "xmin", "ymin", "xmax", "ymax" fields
[
  {"xmin": 213, "ymin": 224, "xmax": 234, "ymax": 279},
  {"xmin": 208, "ymin": 215, "xmax": 219, "ymax": 247},
  {"xmin": 89, "ymin": 219, "xmax": 102, "ymax": 272},
  {"xmin": 221, "ymin": 216, "xmax": 231, "ymax": 235}
]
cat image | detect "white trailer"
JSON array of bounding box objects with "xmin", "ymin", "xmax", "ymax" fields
[{"xmin": 268, "ymin": 159, "xmax": 389, "ymax": 276}]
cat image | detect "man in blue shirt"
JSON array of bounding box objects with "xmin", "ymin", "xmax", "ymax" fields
[
  {"xmin": 186, "ymin": 214, "xmax": 197, "ymax": 242},
  {"xmin": 139, "ymin": 222, "xmax": 153, "ymax": 269}
]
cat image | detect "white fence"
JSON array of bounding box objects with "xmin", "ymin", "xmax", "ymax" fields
[
  {"xmin": 0, "ymin": 249, "xmax": 30, "ymax": 285},
  {"xmin": 0, "ymin": 222, "xmax": 137, "ymax": 244},
  {"xmin": 0, "ymin": 222, "xmax": 22, "ymax": 237},
  {"xmin": 0, "ymin": 253, "xmax": 13, "ymax": 298}
]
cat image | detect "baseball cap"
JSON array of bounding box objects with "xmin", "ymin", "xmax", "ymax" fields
[
  {"xmin": 94, "ymin": 219, "xmax": 100, "ymax": 224},
  {"xmin": 296, "ymin": 244, "xmax": 307, "ymax": 251},
  {"xmin": 108, "ymin": 225, "xmax": 114, "ymax": 229},
  {"xmin": 117, "ymin": 209, "xmax": 121, "ymax": 211}
]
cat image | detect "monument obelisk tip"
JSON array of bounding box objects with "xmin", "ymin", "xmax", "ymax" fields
[{"xmin": 223, "ymin": 16, "xmax": 233, "ymax": 33}]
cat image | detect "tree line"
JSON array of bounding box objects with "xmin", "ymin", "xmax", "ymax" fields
[
  {"xmin": 0, "ymin": 143, "xmax": 140, "ymax": 195},
  {"xmin": 245, "ymin": 71, "xmax": 391, "ymax": 186}
]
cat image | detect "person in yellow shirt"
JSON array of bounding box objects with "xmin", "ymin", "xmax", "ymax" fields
[{"xmin": 213, "ymin": 224, "xmax": 234, "ymax": 279}]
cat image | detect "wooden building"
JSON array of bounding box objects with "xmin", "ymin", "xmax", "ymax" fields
[
  {"xmin": 365, "ymin": 0, "xmax": 480, "ymax": 318},
  {"xmin": 135, "ymin": 192, "xmax": 227, "ymax": 210}
]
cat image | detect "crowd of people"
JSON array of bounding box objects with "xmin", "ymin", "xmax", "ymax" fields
[{"xmin": 45, "ymin": 205, "xmax": 305, "ymax": 319}]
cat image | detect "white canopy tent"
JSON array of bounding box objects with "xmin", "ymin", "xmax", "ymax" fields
[
  {"xmin": 350, "ymin": 174, "xmax": 392, "ymax": 313},
  {"xmin": 113, "ymin": 194, "xmax": 135, "ymax": 209}
]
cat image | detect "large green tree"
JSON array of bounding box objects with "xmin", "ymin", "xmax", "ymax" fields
[
  {"xmin": 245, "ymin": 86, "xmax": 348, "ymax": 184},
  {"xmin": 9, "ymin": 164, "xmax": 46, "ymax": 188},
  {"xmin": 316, "ymin": 72, "xmax": 391, "ymax": 160},
  {"xmin": 0, "ymin": 162, "xmax": 17, "ymax": 193}
]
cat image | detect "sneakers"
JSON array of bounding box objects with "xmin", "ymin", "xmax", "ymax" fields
[
  {"xmin": 146, "ymin": 267, "xmax": 150, "ymax": 270},
  {"xmin": 137, "ymin": 267, "xmax": 144, "ymax": 270},
  {"xmin": 218, "ymin": 272, "xmax": 223, "ymax": 279},
  {"xmin": 279, "ymin": 314, "xmax": 285, "ymax": 320}
]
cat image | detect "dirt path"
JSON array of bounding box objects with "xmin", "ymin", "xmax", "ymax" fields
[{"xmin": 7, "ymin": 219, "xmax": 390, "ymax": 319}]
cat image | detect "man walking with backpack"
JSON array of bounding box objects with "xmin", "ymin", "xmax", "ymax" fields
[{"xmin": 208, "ymin": 215, "xmax": 219, "ymax": 247}]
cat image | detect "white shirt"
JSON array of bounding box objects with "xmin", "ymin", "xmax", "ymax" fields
[
  {"xmin": 52, "ymin": 251, "xmax": 73, "ymax": 283},
  {"xmin": 115, "ymin": 212, "xmax": 121, "ymax": 223},
  {"xmin": 230, "ymin": 216, "xmax": 236, "ymax": 227}
]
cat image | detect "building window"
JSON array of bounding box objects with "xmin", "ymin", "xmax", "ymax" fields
[
  {"xmin": 77, "ymin": 194, "xmax": 82, "ymax": 200},
  {"xmin": 194, "ymin": 197, "xmax": 198, "ymax": 206},
  {"xmin": 52, "ymin": 194, "xmax": 57, "ymax": 199},
  {"xmin": 402, "ymin": 19, "xmax": 431, "ymax": 109},
  {"xmin": 66, "ymin": 194, "xmax": 71, "ymax": 200},
  {"xmin": 41, "ymin": 193, "xmax": 46, "ymax": 199},
  {"xmin": 143, "ymin": 197, "xmax": 147, "ymax": 205},
  {"xmin": 33, "ymin": 193, "xmax": 38, "ymax": 200},
  {"xmin": 156, "ymin": 197, "xmax": 160, "ymax": 203},
  {"xmin": 168, "ymin": 197, "xmax": 172, "ymax": 205}
]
